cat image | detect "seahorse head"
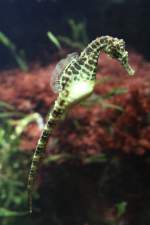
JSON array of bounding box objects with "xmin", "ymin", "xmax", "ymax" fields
[{"xmin": 100, "ymin": 36, "xmax": 134, "ymax": 75}]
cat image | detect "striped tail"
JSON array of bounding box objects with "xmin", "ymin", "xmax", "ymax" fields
[
  {"xmin": 27, "ymin": 117, "xmax": 55, "ymax": 213},
  {"xmin": 27, "ymin": 98, "xmax": 66, "ymax": 213}
]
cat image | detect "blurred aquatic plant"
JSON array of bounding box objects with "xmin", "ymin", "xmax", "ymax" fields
[
  {"xmin": 105, "ymin": 201, "xmax": 127, "ymax": 225},
  {"xmin": 0, "ymin": 32, "xmax": 28, "ymax": 71},
  {"xmin": 115, "ymin": 201, "xmax": 127, "ymax": 218},
  {"xmin": 0, "ymin": 102, "xmax": 43, "ymax": 220},
  {"xmin": 47, "ymin": 19, "xmax": 89, "ymax": 50},
  {"xmin": 80, "ymin": 86, "xmax": 128, "ymax": 112},
  {"xmin": 47, "ymin": 32, "xmax": 61, "ymax": 49}
]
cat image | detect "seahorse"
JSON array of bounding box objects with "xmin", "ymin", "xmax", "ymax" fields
[{"xmin": 27, "ymin": 36, "xmax": 134, "ymax": 213}]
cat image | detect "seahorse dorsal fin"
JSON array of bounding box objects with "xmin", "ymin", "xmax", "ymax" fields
[{"xmin": 50, "ymin": 52, "xmax": 79, "ymax": 93}]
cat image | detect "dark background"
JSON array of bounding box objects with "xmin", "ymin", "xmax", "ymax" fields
[{"xmin": 0, "ymin": 0, "xmax": 150, "ymax": 69}]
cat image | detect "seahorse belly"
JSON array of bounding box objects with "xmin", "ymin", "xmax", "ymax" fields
[{"xmin": 68, "ymin": 80, "xmax": 95, "ymax": 104}]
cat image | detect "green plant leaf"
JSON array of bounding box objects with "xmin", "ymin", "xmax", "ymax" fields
[
  {"xmin": 58, "ymin": 36, "xmax": 84, "ymax": 50},
  {"xmin": 0, "ymin": 101, "xmax": 15, "ymax": 110},
  {"xmin": 0, "ymin": 32, "xmax": 14, "ymax": 49},
  {"xmin": 99, "ymin": 100, "xmax": 123, "ymax": 111},
  {"xmin": 0, "ymin": 31, "xmax": 28, "ymax": 71},
  {"xmin": 14, "ymin": 113, "xmax": 44, "ymax": 137},
  {"xmin": 103, "ymin": 87, "xmax": 128, "ymax": 98},
  {"xmin": 0, "ymin": 208, "xmax": 28, "ymax": 217},
  {"xmin": 47, "ymin": 31, "xmax": 61, "ymax": 49},
  {"xmin": 85, "ymin": 153, "xmax": 108, "ymax": 163},
  {"xmin": 13, "ymin": 52, "xmax": 28, "ymax": 72},
  {"xmin": 0, "ymin": 112, "xmax": 24, "ymax": 118},
  {"xmin": 115, "ymin": 201, "xmax": 127, "ymax": 217}
]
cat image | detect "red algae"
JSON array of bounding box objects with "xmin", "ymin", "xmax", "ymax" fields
[{"xmin": 1, "ymin": 52, "xmax": 150, "ymax": 155}]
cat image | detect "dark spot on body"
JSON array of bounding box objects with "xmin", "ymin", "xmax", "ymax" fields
[
  {"xmin": 74, "ymin": 63, "xmax": 81, "ymax": 70},
  {"xmin": 36, "ymin": 146, "xmax": 43, "ymax": 153},
  {"xmin": 79, "ymin": 58, "xmax": 85, "ymax": 65},
  {"xmin": 84, "ymin": 64, "xmax": 93, "ymax": 71},
  {"xmin": 86, "ymin": 47, "xmax": 93, "ymax": 54},
  {"xmin": 43, "ymin": 130, "xmax": 49, "ymax": 136},
  {"xmin": 74, "ymin": 76, "xmax": 80, "ymax": 81},
  {"xmin": 30, "ymin": 170, "xmax": 36, "ymax": 176},
  {"xmin": 70, "ymin": 67, "xmax": 79, "ymax": 74},
  {"xmin": 88, "ymin": 59, "xmax": 95, "ymax": 65},
  {"xmin": 59, "ymin": 99, "xmax": 65, "ymax": 106},
  {"xmin": 67, "ymin": 71, "xmax": 72, "ymax": 75},
  {"xmin": 53, "ymin": 109, "xmax": 63, "ymax": 117},
  {"xmin": 82, "ymin": 68, "xmax": 91, "ymax": 77},
  {"xmin": 91, "ymin": 43, "xmax": 98, "ymax": 49},
  {"xmin": 33, "ymin": 159, "xmax": 39, "ymax": 166},
  {"xmin": 48, "ymin": 120, "xmax": 55, "ymax": 127},
  {"xmin": 42, "ymin": 135, "xmax": 48, "ymax": 141}
]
